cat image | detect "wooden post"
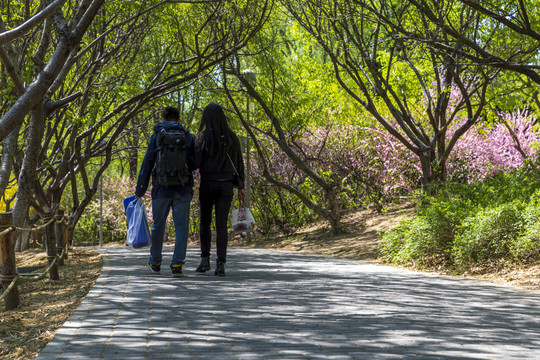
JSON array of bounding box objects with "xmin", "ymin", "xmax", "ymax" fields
[
  {"xmin": 0, "ymin": 212, "xmax": 20, "ymax": 310},
  {"xmin": 43, "ymin": 213, "xmax": 59, "ymax": 280},
  {"xmin": 54, "ymin": 210, "xmax": 65, "ymax": 266}
]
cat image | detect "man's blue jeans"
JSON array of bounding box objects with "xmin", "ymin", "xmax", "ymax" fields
[{"xmin": 149, "ymin": 192, "xmax": 192, "ymax": 268}]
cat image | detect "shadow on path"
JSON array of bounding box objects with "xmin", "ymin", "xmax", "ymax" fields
[{"xmin": 38, "ymin": 246, "xmax": 540, "ymax": 359}]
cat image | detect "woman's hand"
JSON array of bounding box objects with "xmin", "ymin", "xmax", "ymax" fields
[{"xmin": 238, "ymin": 188, "xmax": 246, "ymax": 206}]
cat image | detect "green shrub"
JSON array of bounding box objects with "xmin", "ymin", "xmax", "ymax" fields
[
  {"xmin": 380, "ymin": 187, "xmax": 474, "ymax": 267},
  {"xmin": 513, "ymin": 228, "xmax": 540, "ymax": 261},
  {"xmin": 512, "ymin": 192, "xmax": 540, "ymax": 261},
  {"xmin": 452, "ymin": 203, "xmax": 525, "ymax": 269},
  {"xmin": 380, "ymin": 166, "xmax": 540, "ymax": 272},
  {"xmin": 379, "ymin": 206, "xmax": 457, "ymax": 267},
  {"xmin": 379, "ymin": 218, "xmax": 430, "ymax": 266},
  {"xmin": 73, "ymin": 211, "xmax": 100, "ymax": 245}
]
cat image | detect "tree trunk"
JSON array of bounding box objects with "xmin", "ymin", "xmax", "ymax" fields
[
  {"xmin": 13, "ymin": 105, "xmax": 46, "ymax": 251},
  {"xmin": 128, "ymin": 127, "xmax": 140, "ymax": 180},
  {"xmin": 326, "ymin": 187, "xmax": 342, "ymax": 235},
  {"xmin": 0, "ymin": 126, "xmax": 20, "ymax": 199},
  {"xmin": 0, "ymin": 212, "xmax": 19, "ymax": 310},
  {"xmin": 419, "ymin": 148, "xmax": 447, "ymax": 195},
  {"xmin": 128, "ymin": 146, "xmax": 138, "ymax": 180}
]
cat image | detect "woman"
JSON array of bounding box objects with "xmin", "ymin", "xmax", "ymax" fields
[{"xmin": 194, "ymin": 103, "xmax": 245, "ymax": 276}]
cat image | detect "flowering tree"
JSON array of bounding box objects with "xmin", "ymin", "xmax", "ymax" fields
[
  {"xmin": 283, "ymin": 0, "xmax": 495, "ymax": 191},
  {"xmin": 245, "ymin": 106, "xmax": 538, "ymax": 232},
  {"xmin": 449, "ymin": 109, "xmax": 539, "ymax": 182}
]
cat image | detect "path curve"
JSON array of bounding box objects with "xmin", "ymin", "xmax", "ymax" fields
[{"xmin": 37, "ymin": 246, "xmax": 540, "ymax": 359}]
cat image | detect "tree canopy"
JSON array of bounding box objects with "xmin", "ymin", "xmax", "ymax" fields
[{"xmin": 1, "ymin": 0, "xmax": 539, "ymax": 245}]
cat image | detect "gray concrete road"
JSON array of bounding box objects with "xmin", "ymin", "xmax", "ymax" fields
[{"xmin": 37, "ymin": 246, "xmax": 540, "ymax": 359}]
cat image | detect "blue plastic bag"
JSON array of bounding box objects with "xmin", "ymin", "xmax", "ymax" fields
[{"xmin": 123, "ymin": 195, "xmax": 151, "ymax": 248}]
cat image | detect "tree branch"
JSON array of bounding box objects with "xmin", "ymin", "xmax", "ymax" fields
[{"xmin": 0, "ymin": 0, "xmax": 68, "ymax": 45}]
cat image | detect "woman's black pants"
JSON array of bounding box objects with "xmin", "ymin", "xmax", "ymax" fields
[{"xmin": 199, "ymin": 180, "xmax": 234, "ymax": 264}]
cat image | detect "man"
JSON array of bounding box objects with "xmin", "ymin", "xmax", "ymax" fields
[{"xmin": 135, "ymin": 106, "xmax": 195, "ymax": 278}]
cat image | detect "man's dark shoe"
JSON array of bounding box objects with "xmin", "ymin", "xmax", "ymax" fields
[
  {"xmin": 148, "ymin": 261, "xmax": 161, "ymax": 273},
  {"xmin": 214, "ymin": 262, "xmax": 225, "ymax": 277},
  {"xmin": 171, "ymin": 264, "xmax": 183, "ymax": 278},
  {"xmin": 196, "ymin": 257, "xmax": 211, "ymax": 272}
]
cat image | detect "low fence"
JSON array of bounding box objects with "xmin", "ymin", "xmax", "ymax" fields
[{"xmin": 0, "ymin": 210, "xmax": 69, "ymax": 310}]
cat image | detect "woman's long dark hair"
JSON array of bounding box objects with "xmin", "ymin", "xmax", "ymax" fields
[{"xmin": 198, "ymin": 103, "xmax": 236, "ymax": 161}]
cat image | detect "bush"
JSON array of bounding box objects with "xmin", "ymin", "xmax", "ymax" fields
[
  {"xmin": 379, "ymin": 217, "xmax": 431, "ymax": 266},
  {"xmin": 379, "ymin": 166, "xmax": 540, "ymax": 272},
  {"xmin": 512, "ymin": 192, "xmax": 540, "ymax": 261},
  {"xmin": 453, "ymin": 203, "xmax": 524, "ymax": 269},
  {"xmin": 380, "ymin": 199, "xmax": 460, "ymax": 267}
]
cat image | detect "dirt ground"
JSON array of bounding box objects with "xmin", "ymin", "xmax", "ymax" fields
[
  {"xmin": 0, "ymin": 248, "xmax": 102, "ymax": 359},
  {"xmin": 2, "ymin": 203, "xmax": 540, "ymax": 359},
  {"xmin": 229, "ymin": 203, "xmax": 414, "ymax": 261}
]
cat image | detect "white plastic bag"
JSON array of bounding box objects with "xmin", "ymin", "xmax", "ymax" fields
[
  {"xmin": 232, "ymin": 207, "xmax": 255, "ymax": 233},
  {"xmin": 124, "ymin": 196, "xmax": 151, "ymax": 248}
]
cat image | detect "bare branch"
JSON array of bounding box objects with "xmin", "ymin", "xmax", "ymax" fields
[{"xmin": 44, "ymin": 91, "xmax": 84, "ymax": 114}]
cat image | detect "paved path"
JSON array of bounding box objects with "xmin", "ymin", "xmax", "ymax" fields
[{"xmin": 37, "ymin": 246, "xmax": 540, "ymax": 359}]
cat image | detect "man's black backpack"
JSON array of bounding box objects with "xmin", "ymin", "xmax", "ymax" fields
[{"xmin": 153, "ymin": 128, "xmax": 191, "ymax": 188}]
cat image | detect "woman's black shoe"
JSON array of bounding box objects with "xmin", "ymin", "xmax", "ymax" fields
[
  {"xmin": 214, "ymin": 262, "xmax": 225, "ymax": 276},
  {"xmin": 196, "ymin": 257, "xmax": 211, "ymax": 272}
]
